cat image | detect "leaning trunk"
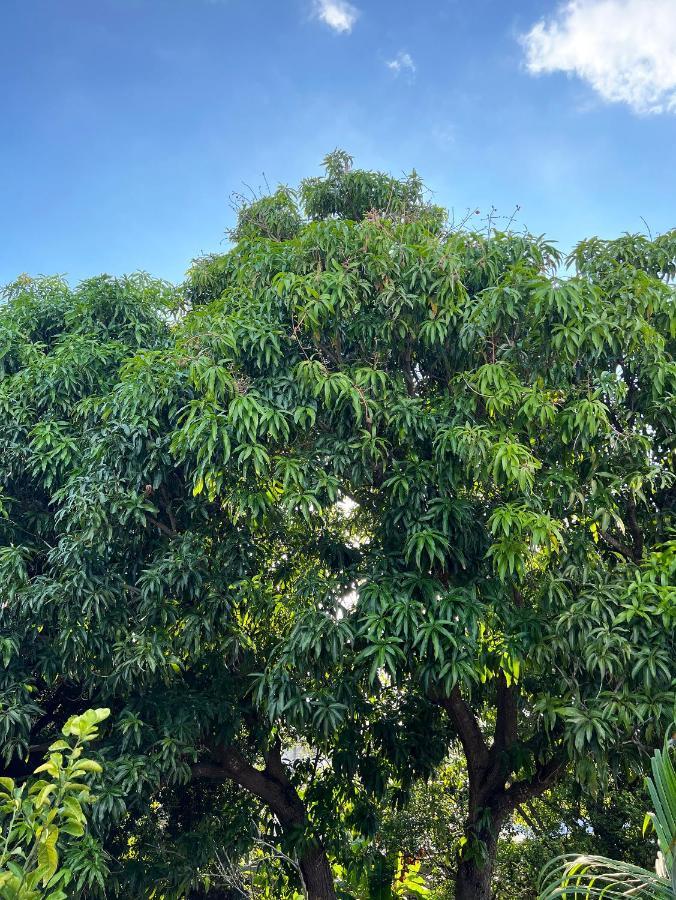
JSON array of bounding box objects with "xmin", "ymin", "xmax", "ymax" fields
[
  {"xmin": 195, "ymin": 743, "xmax": 338, "ymax": 899},
  {"xmin": 298, "ymin": 842, "xmax": 338, "ymax": 899}
]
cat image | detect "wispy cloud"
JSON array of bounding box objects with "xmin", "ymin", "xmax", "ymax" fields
[
  {"xmin": 521, "ymin": 0, "xmax": 676, "ymax": 115},
  {"xmin": 313, "ymin": 0, "xmax": 359, "ymax": 34},
  {"xmin": 386, "ymin": 51, "xmax": 416, "ymax": 76}
]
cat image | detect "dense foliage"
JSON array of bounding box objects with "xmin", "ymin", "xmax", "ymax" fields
[{"xmin": 0, "ymin": 153, "xmax": 674, "ymax": 898}]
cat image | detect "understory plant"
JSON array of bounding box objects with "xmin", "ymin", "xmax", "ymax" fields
[{"xmin": 0, "ymin": 709, "xmax": 109, "ymax": 899}]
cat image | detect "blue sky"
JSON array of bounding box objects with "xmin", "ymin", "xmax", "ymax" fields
[{"xmin": 1, "ymin": 0, "xmax": 675, "ymax": 285}]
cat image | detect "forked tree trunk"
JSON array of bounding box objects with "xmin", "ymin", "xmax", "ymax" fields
[{"xmin": 431, "ymin": 681, "xmax": 564, "ymax": 900}]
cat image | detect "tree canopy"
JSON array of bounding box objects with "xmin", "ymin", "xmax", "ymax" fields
[{"xmin": 1, "ymin": 151, "xmax": 674, "ymax": 899}]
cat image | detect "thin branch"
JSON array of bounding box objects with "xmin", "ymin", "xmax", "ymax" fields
[
  {"xmin": 146, "ymin": 515, "xmax": 177, "ymax": 538},
  {"xmin": 599, "ymin": 530, "xmax": 636, "ymax": 562},
  {"xmin": 160, "ymin": 485, "xmax": 178, "ymax": 534},
  {"xmin": 625, "ymin": 494, "xmax": 644, "ymax": 561}
]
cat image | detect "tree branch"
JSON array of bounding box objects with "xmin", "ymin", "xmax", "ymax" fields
[
  {"xmin": 504, "ymin": 754, "xmax": 565, "ymax": 806},
  {"xmin": 625, "ymin": 494, "xmax": 644, "ymax": 561},
  {"xmin": 263, "ymin": 737, "xmax": 288, "ymax": 784},
  {"xmin": 599, "ymin": 530, "xmax": 636, "ymax": 562},
  {"xmin": 146, "ymin": 515, "xmax": 178, "ymax": 538},
  {"xmin": 431, "ymin": 686, "xmax": 490, "ymax": 773},
  {"xmin": 159, "ymin": 484, "xmax": 177, "ymax": 528},
  {"xmin": 193, "ymin": 744, "xmax": 306, "ymax": 829},
  {"xmin": 192, "ymin": 761, "xmax": 229, "ymax": 780}
]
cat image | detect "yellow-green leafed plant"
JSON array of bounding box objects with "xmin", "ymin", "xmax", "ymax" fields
[
  {"xmin": 0, "ymin": 708, "xmax": 109, "ymax": 900},
  {"xmin": 538, "ymin": 728, "xmax": 676, "ymax": 899}
]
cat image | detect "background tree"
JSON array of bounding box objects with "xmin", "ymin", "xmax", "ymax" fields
[
  {"xmin": 538, "ymin": 728, "xmax": 675, "ymax": 899},
  {"xmin": 0, "ymin": 270, "xmax": 349, "ymax": 897},
  {"xmin": 362, "ymin": 749, "xmax": 659, "ymax": 898}
]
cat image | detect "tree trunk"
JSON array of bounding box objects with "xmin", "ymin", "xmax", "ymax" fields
[
  {"xmin": 299, "ymin": 843, "xmax": 338, "ymax": 899},
  {"xmin": 453, "ymin": 786, "xmax": 506, "ymax": 900},
  {"xmin": 455, "ymin": 857, "xmax": 494, "ymax": 900},
  {"xmin": 454, "ymin": 820, "xmax": 500, "ymax": 900}
]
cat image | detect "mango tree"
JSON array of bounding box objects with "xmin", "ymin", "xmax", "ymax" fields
[
  {"xmin": 185, "ymin": 154, "xmax": 675, "ymax": 898},
  {"xmin": 1, "ymin": 153, "xmax": 674, "ymax": 899}
]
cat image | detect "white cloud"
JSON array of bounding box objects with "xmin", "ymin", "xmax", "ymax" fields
[
  {"xmin": 313, "ymin": 0, "xmax": 359, "ymax": 34},
  {"xmin": 386, "ymin": 51, "xmax": 416, "ymax": 75},
  {"xmin": 521, "ymin": 0, "xmax": 676, "ymax": 114}
]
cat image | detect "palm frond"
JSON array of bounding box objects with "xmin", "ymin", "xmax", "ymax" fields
[
  {"xmin": 539, "ymin": 727, "xmax": 676, "ymax": 900},
  {"xmin": 538, "ymin": 854, "xmax": 673, "ymax": 899},
  {"xmin": 645, "ymin": 728, "xmax": 676, "ymax": 876}
]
